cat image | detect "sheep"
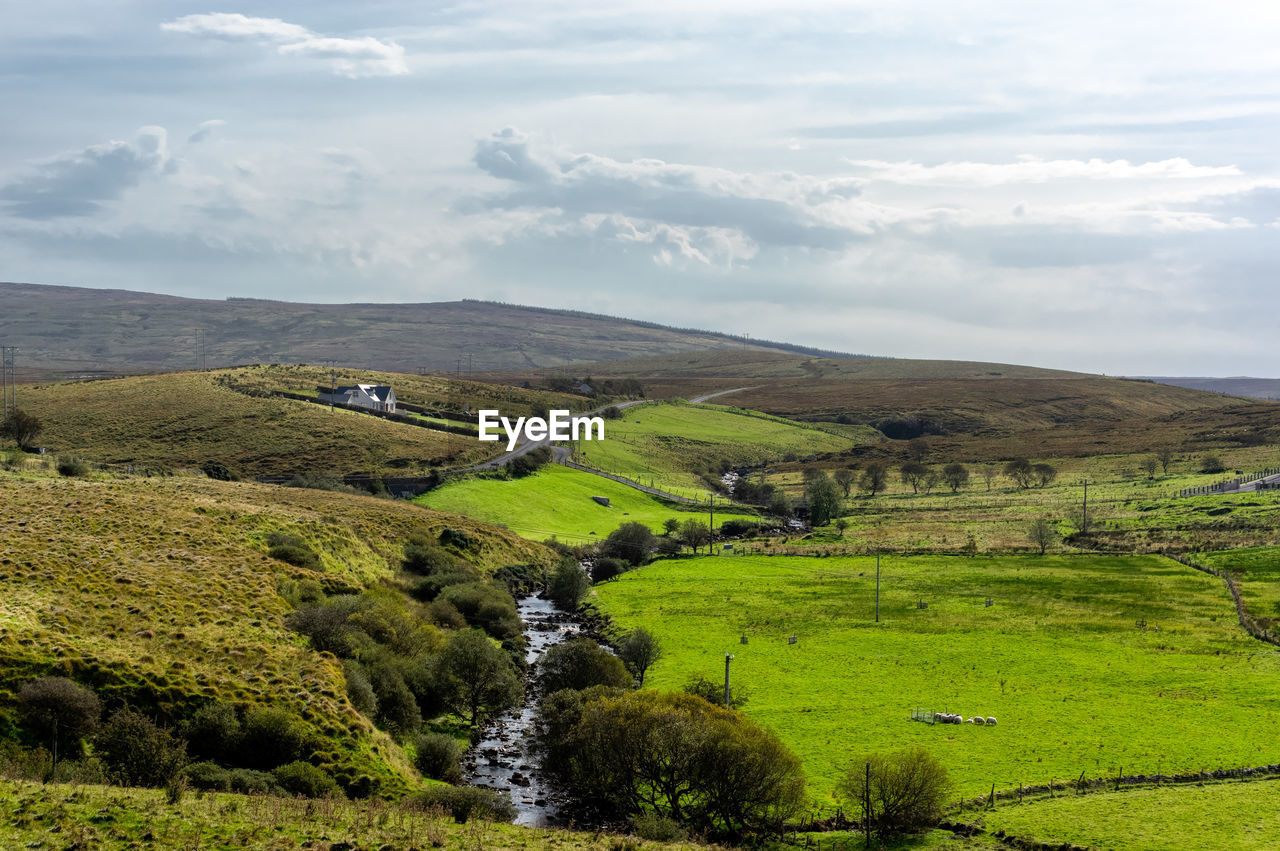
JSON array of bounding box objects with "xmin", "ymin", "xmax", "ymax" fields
[
  {"xmin": 973, "ymin": 716, "xmax": 986, "ymax": 725},
  {"xmin": 986, "ymin": 716, "xmax": 997, "ymax": 726}
]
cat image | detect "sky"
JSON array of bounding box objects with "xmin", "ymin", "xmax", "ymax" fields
[{"xmin": 2, "ymin": 1, "xmax": 1279, "ymax": 376}]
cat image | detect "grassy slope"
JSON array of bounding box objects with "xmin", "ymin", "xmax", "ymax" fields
[
  {"xmin": 983, "ymin": 780, "xmax": 1280, "ymax": 850},
  {"xmin": 0, "ymin": 469, "xmax": 550, "ymax": 794},
  {"xmin": 19, "ymin": 370, "xmax": 494, "ymax": 477},
  {"xmin": 1200, "ymin": 546, "xmax": 1280, "ymax": 621},
  {"xmin": 577, "ymin": 402, "xmax": 862, "ymax": 498},
  {"xmin": 593, "ymin": 554, "xmax": 1280, "ymax": 802},
  {"xmin": 417, "ymin": 464, "xmax": 756, "ymax": 543},
  {"xmin": 0, "ymin": 779, "xmax": 706, "ymax": 850}
]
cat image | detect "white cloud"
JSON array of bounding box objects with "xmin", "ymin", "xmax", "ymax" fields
[
  {"xmin": 848, "ymin": 157, "xmax": 1243, "ymax": 186},
  {"xmin": 161, "ymin": 12, "xmax": 407, "ymax": 77}
]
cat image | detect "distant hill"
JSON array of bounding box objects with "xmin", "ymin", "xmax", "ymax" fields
[
  {"xmin": 0, "ymin": 281, "xmax": 854, "ymax": 377},
  {"xmin": 1143, "ymin": 377, "xmax": 1280, "ymax": 401}
]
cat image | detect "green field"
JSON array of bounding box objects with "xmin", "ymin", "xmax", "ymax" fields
[
  {"xmin": 417, "ymin": 463, "xmax": 756, "ymax": 543},
  {"xmin": 575, "ymin": 402, "xmax": 859, "ymax": 498},
  {"xmin": 593, "ymin": 553, "xmax": 1280, "ymax": 802},
  {"xmin": 1199, "ymin": 546, "xmax": 1280, "ymax": 621},
  {"xmin": 982, "ymin": 779, "xmax": 1280, "ymax": 850}
]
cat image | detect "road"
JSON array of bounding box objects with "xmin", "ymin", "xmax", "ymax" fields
[{"xmin": 687, "ymin": 386, "xmax": 755, "ymax": 404}]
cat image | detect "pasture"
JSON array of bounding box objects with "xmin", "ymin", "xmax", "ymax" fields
[
  {"xmin": 575, "ymin": 402, "xmax": 858, "ymax": 498},
  {"xmin": 593, "ymin": 553, "xmax": 1280, "ymax": 802},
  {"xmin": 416, "ymin": 464, "xmax": 755, "ymax": 543}
]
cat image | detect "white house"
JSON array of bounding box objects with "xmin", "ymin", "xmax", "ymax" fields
[{"xmin": 321, "ymin": 384, "xmax": 397, "ymax": 413}]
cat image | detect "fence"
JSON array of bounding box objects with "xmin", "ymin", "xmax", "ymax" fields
[
  {"xmin": 1167, "ymin": 553, "xmax": 1280, "ymax": 648},
  {"xmin": 1179, "ymin": 466, "xmax": 1280, "ymax": 497}
]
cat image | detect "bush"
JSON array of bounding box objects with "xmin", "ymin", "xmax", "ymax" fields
[
  {"xmin": 403, "ymin": 538, "xmax": 466, "ymax": 576},
  {"xmin": 684, "ymin": 673, "xmax": 748, "ymax": 709},
  {"xmin": 180, "ymin": 701, "xmax": 241, "ymax": 763},
  {"xmin": 343, "ymin": 660, "xmax": 378, "ymax": 717},
  {"xmin": 406, "ymin": 785, "xmax": 516, "ymax": 824},
  {"xmin": 185, "ymin": 760, "xmax": 231, "ymax": 792},
  {"xmin": 1200, "ymin": 454, "xmax": 1226, "ymax": 474},
  {"xmin": 508, "ymin": 445, "xmax": 553, "ymax": 478},
  {"xmin": 413, "ymin": 732, "xmax": 464, "ymax": 783},
  {"xmin": 16, "ymin": 677, "xmax": 101, "ymax": 760},
  {"xmin": 56, "ymin": 456, "xmax": 89, "ymax": 477},
  {"xmin": 538, "ymin": 637, "xmax": 633, "ymax": 694},
  {"xmin": 600, "ymin": 523, "xmax": 656, "ymax": 566},
  {"xmin": 839, "ymin": 746, "xmax": 951, "ymax": 838},
  {"xmin": 228, "ymin": 767, "xmax": 280, "ymax": 794},
  {"xmin": 616, "ymin": 628, "xmax": 663, "ymax": 687},
  {"xmin": 273, "ymin": 761, "xmax": 341, "ymax": 798},
  {"xmin": 266, "ymin": 532, "xmax": 321, "ymax": 570},
  {"xmin": 590, "ymin": 557, "xmax": 627, "ymax": 583},
  {"xmin": 239, "ymin": 708, "xmax": 304, "ymax": 769},
  {"xmin": 95, "ymin": 708, "xmax": 188, "ymax": 788},
  {"xmin": 631, "ymin": 812, "xmax": 687, "ymax": 842},
  {"xmin": 718, "ymin": 519, "xmax": 759, "ymax": 538},
  {"xmin": 365, "ymin": 658, "xmax": 422, "ymax": 739},
  {"xmin": 200, "ymin": 460, "xmax": 235, "ymax": 481}
]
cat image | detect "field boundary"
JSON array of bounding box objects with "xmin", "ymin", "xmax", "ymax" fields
[{"xmin": 1167, "ymin": 553, "xmax": 1280, "ymax": 648}]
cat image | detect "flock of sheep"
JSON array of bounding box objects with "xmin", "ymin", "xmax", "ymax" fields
[{"xmin": 934, "ymin": 712, "xmax": 997, "ymax": 726}]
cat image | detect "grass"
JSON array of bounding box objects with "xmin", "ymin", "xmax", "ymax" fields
[
  {"xmin": 1199, "ymin": 546, "xmax": 1280, "ymax": 624},
  {"xmin": 0, "ymin": 778, "xmax": 709, "ymax": 849},
  {"xmin": 592, "ymin": 553, "xmax": 1280, "ymax": 804},
  {"xmin": 981, "ymin": 778, "xmax": 1280, "ymax": 850},
  {"xmin": 18, "ymin": 369, "xmax": 496, "ymax": 477},
  {"xmin": 575, "ymin": 403, "xmax": 860, "ymax": 499},
  {"xmin": 0, "ymin": 467, "xmax": 551, "ymax": 795},
  {"xmin": 416, "ymin": 464, "xmax": 757, "ymax": 544}
]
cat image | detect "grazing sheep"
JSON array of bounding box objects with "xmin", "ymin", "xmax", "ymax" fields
[
  {"xmin": 933, "ymin": 713, "xmax": 944, "ymax": 723},
  {"xmin": 986, "ymin": 716, "xmax": 997, "ymax": 726},
  {"xmin": 973, "ymin": 716, "xmax": 985, "ymax": 725}
]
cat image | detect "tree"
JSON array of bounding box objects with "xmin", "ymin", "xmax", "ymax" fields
[
  {"xmin": 1028, "ymin": 517, "xmax": 1056, "ymax": 555},
  {"xmin": 549, "ymin": 559, "xmax": 590, "ymax": 608},
  {"xmin": 1141, "ymin": 456, "xmax": 1158, "ymax": 479},
  {"xmin": 941, "ymin": 463, "xmax": 969, "ymax": 493},
  {"xmin": 768, "ymin": 489, "xmax": 793, "ymax": 517},
  {"xmin": 1157, "ymin": 446, "xmax": 1174, "ymax": 475},
  {"xmin": 839, "ymin": 746, "xmax": 951, "ymax": 839},
  {"xmin": 590, "ymin": 557, "xmax": 626, "ymax": 584},
  {"xmin": 16, "ymin": 677, "xmax": 101, "ymax": 763},
  {"xmin": 899, "ymin": 461, "xmax": 928, "ymax": 494},
  {"xmin": 1200, "ymin": 454, "xmax": 1225, "ymax": 474},
  {"xmin": 436, "ymin": 629, "xmax": 522, "ymax": 728},
  {"xmin": 906, "ymin": 438, "xmax": 929, "ymax": 463},
  {"xmin": 980, "ymin": 465, "xmax": 998, "ymax": 491},
  {"xmin": 679, "ymin": 519, "xmax": 711, "ymax": 554},
  {"xmin": 1004, "ymin": 458, "xmax": 1036, "ymax": 490},
  {"xmin": 95, "ymin": 708, "xmax": 188, "ymax": 788},
  {"xmin": 1032, "ymin": 462, "xmax": 1057, "ymax": 487},
  {"xmin": 835, "ymin": 518, "xmax": 849, "ymax": 537},
  {"xmin": 0, "ymin": 409, "xmax": 42, "ymax": 449},
  {"xmin": 804, "ymin": 473, "xmax": 842, "ymax": 527},
  {"xmin": 617, "ymin": 628, "xmax": 663, "ymax": 686},
  {"xmin": 662, "ymin": 518, "xmax": 680, "ymax": 537},
  {"xmin": 539, "ymin": 637, "xmax": 633, "ymax": 693},
  {"xmin": 859, "ymin": 462, "xmax": 889, "ymax": 497},
  {"xmin": 921, "ymin": 469, "xmax": 940, "ymax": 494},
  {"xmin": 833, "ymin": 467, "xmax": 858, "ymax": 498},
  {"xmin": 414, "ymin": 732, "xmax": 464, "ymax": 783},
  {"xmin": 602, "ymin": 522, "xmax": 656, "ymax": 566}
]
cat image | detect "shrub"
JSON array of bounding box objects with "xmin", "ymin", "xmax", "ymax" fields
[
  {"xmin": 436, "ymin": 629, "xmax": 523, "ymax": 728},
  {"xmin": 56, "ymin": 456, "xmax": 89, "ymax": 477},
  {"xmin": 631, "ymin": 812, "xmax": 687, "ymax": 842},
  {"xmin": 200, "ymin": 460, "xmax": 235, "ymax": 481},
  {"xmin": 272, "ymin": 761, "xmax": 341, "ymax": 798},
  {"xmin": 343, "ymin": 660, "xmax": 378, "ymax": 717},
  {"xmin": 239, "ymin": 708, "xmax": 304, "ymax": 769},
  {"xmin": 438, "ymin": 527, "xmax": 477, "ymax": 552},
  {"xmin": 16, "ymin": 677, "xmax": 101, "ymax": 760},
  {"xmin": 548, "ymin": 559, "xmax": 590, "ymax": 609},
  {"xmin": 1200, "ymin": 454, "xmax": 1226, "ymax": 474},
  {"xmin": 185, "ymin": 760, "xmax": 231, "ymax": 792},
  {"xmin": 1, "ymin": 409, "xmax": 43, "ymax": 448},
  {"xmin": 839, "ymin": 746, "xmax": 952, "ymax": 838},
  {"xmin": 95, "ymin": 708, "xmax": 188, "ymax": 788},
  {"xmin": 600, "ymin": 523, "xmax": 655, "ymax": 566},
  {"xmin": 413, "ymin": 732, "xmax": 464, "ymax": 783},
  {"xmin": 179, "ymin": 701, "xmax": 241, "ymax": 763},
  {"xmin": 538, "ymin": 637, "xmax": 633, "ymax": 694},
  {"xmin": 719, "ymin": 519, "xmax": 759, "ymax": 538},
  {"xmin": 406, "ymin": 785, "xmax": 516, "ymax": 824},
  {"xmin": 590, "ymin": 557, "xmax": 626, "ymax": 583},
  {"xmin": 616, "ymin": 628, "xmax": 663, "ymax": 687},
  {"xmin": 266, "ymin": 532, "xmax": 321, "ymax": 570},
  {"xmin": 403, "ymin": 538, "xmax": 466, "ymax": 576},
  {"xmin": 508, "ymin": 445, "xmax": 553, "ymax": 478},
  {"xmin": 228, "ymin": 767, "xmax": 280, "ymax": 794},
  {"xmin": 365, "ymin": 658, "xmax": 422, "ymax": 739},
  {"xmin": 684, "ymin": 673, "xmax": 748, "ymax": 709}
]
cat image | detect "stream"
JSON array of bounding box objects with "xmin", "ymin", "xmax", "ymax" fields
[{"xmin": 461, "ymin": 594, "xmax": 584, "ymax": 827}]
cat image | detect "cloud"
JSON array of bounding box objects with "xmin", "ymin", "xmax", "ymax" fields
[
  {"xmin": 161, "ymin": 12, "xmax": 407, "ymax": 78},
  {"xmin": 160, "ymin": 13, "xmax": 311, "ymax": 42},
  {"xmin": 0, "ymin": 127, "xmax": 171, "ymax": 219},
  {"xmin": 465, "ymin": 128, "xmax": 875, "ymax": 255},
  {"xmin": 187, "ymin": 119, "xmax": 226, "ymax": 145},
  {"xmin": 848, "ymin": 157, "xmax": 1242, "ymax": 186}
]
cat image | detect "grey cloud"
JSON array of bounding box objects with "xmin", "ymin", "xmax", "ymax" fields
[
  {"xmin": 466, "ymin": 129, "xmax": 865, "ymax": 251},
  {"xmin": 187, "ymin": 120, "xmax": 225, "ymax": 145},
  {"xmin": 0, "ymin": 127, "xmax": 170, "ymax": 219}
]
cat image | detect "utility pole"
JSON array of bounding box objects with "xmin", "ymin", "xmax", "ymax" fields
[
  {"xmin": 321, "ymin": 360, "xmax": 337, "ymax": 410},
  {"xmin": 708, "ymin": 493, "xmax": 715, "ymax": 553},
  {"xmin": 724, "ymin": 653, "xmax": 734, "ymax": 707},
  {"xmin": 1082, "ymin": 479, "xmax": 1090, "ymax": 534}
]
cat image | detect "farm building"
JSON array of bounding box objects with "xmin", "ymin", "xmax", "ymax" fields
[{"xmin": 320, "ymin": 384, "xmax": 397, "ymax": 413}]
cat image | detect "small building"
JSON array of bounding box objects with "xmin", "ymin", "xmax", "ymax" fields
[{"xmin": 321, "ymin": 384, "xmax": 397, "ymax": 413}]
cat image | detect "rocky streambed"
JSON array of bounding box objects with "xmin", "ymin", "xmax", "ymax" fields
[{"xmin": 461, "ymin": 594, "xmax": 586, "ymax": 827}]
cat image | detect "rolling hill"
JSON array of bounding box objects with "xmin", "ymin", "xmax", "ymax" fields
[{"xmin": 0, "ymin": 281, "xmax": 851, "ymax": 377}]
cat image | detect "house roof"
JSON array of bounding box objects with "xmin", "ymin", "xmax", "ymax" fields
[{"xmin": 335, "ymin": 384, "xmax": 395, "ymax": 403}]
